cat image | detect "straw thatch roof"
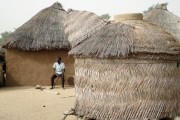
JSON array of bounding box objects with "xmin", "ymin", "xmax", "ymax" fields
[
  {"xmin": 69, "ymin": 20, "xmax": 180, "ymax": 58},
  {"xmin": 144, "ymin": 4, "xmax": 180, "ymax": 41},
  {"xmin": 65, "ymin": 9, "xmax": 108, "ymax": 48},
  {"xmin": 3, "ymin": 2, "xmax": 70, "ymax": 51},
  {"xmin": 0, "ymin": 41, "xmax": 5, "ymax": 57}
]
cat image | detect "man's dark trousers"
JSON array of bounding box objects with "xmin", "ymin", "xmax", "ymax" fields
[{"xmin": 51, "ymin": 73, "xmax": 65, "ymax": 88}]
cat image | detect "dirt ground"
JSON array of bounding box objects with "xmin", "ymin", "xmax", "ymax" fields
[
  {"xmin": 0, "ymin": 86, "xmax": 78, "ymax": 120},
  {"xmin": 0, "ymin": 86, "xmax": 180, "ymax": 120}
]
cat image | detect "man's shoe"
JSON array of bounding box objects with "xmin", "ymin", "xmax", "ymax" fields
[{"xmin": 50, "ymin": 87, "xmax": 54, "ymax": 89}]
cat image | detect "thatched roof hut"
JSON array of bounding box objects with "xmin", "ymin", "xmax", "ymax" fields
[
  {"xmin": 69, "ymin": 13, "xmax": 180, "ymax": 120},
  {"xmin": 3, "ymin": 2, "xmax": 70, "ymax": 51},
  {"xmin": 144, "ymin": 3, "xmax": 180, "ymax": 41},
  {"xmin": 2, "ymin": 2, "xmax": 74, "ymax": 86},
  {"xmin": 65, "ymin": 9, "xmax": 108, "ymax": 48}
]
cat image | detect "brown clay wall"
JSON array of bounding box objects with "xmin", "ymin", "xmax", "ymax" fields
[{"xmin": 5, "ymin": 49, "xmax": 74, "ymax": 86}]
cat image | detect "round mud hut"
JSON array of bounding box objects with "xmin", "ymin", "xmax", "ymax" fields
[
  {"xmin": 69, "ymin": 13, "xmax": 180, "ymax": 120},
  {"xmin": 144, "ymin": 3, "xmax": 180, "ymax": 41},
  {"xmin": 65, "ymin": 9, "xmax": 108, "ymax": 48},
  {"xmin": 3, "ymin": 2, "xmax": 74, "ymax": 86}
]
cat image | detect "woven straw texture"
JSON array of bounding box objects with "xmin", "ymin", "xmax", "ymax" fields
[{"xmin": 74, "ymin": 58, "xmax": 180, "ymax": 120}]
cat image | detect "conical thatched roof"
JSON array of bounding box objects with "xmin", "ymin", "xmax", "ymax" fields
[
  {"xmin": 69, "ymin": 14, "xmax": 180, "ymax": 59},
  {"xmin": 3, "ymin": 2, "xmax": 70, "ymax": 51},
  {"xmin": 144, "ymin": 4, "xmax": 180, "ymax": 41},
  {"xmin": 65, "ymin": 9, "xmax": 108, "ymax": 48}
]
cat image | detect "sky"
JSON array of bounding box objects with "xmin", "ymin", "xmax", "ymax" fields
[{"xmin": 0, "ymin": 0, "xmax": 180, "ymax": 34}]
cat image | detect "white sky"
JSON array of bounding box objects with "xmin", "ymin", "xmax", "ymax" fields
[{"xmin": 0, "ymin": 0, "xmax": 180, "ymax": 33}]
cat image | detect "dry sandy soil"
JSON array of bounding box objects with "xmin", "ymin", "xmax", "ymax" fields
[
  {"xmin": 0, "ymin": 86, "xmax": 180, "ymax": 120},
  {"xmin": 0, "ymin": 86, "xmax": 78, "ymax": 120}
]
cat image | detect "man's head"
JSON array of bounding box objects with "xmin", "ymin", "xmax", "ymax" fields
[{"xmin": 56, "ymin": 57, "xmax": 61, "ymax": 63}]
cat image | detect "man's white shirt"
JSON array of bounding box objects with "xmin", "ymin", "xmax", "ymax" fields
[{"xmin": 53, "ymin": 62, "xmax": 65, "ymax": 75}]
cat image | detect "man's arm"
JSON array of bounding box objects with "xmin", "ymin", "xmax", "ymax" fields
[
  {"xmin": 62, "ymin": 63, "xmax": 65, "ymax": 73},
  {"xmin": 53, "ymin": 63, "xmax": 56, "ymax": 73}
]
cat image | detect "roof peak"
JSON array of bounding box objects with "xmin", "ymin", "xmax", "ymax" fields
[
  {"xmin": 155, "ymin": 3, "xmax": 168, "ymax": 10},
  {"xmin": 52, "ymin": 2, "xmax": 64, "ymax": 10},
  {"xmin": 67, "ymin": 8, "xmax": 73, "ymax": 13}
]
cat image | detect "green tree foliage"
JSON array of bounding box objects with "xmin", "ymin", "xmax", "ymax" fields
[
  {"xmin": 143, "ymin": 2, "xmax": 168, "ymax": 14},
  {"xmin": 0, "ymin": 31, "xmax": 12, "ymax": 41},
  {"xmin": 101, "ymin": 14, "xmax": 111, "ymax": 20}
]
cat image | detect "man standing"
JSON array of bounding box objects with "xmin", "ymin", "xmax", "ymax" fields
[{"xmin": 50, "ymin": 57, "xmax": 65, "ymax": 89}]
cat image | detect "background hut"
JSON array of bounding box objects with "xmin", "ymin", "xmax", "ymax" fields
[
  {"xmin": 3, "ymin": 2, "xmax": 74, "ymax": 86},
  {"xmin": 65, "ymin": 9, "xmax": 108, "ymax": 48},
  {"xmin": 144, "ymin": 3, "xmax": 180, "ymax": 41},
  {"xmin": 0, "ymin": 41, "xmax": 5, "ymax": 86},
  {"xmin": 69, "ymin": 13, "xmax": 180, "ymax": 120}
]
